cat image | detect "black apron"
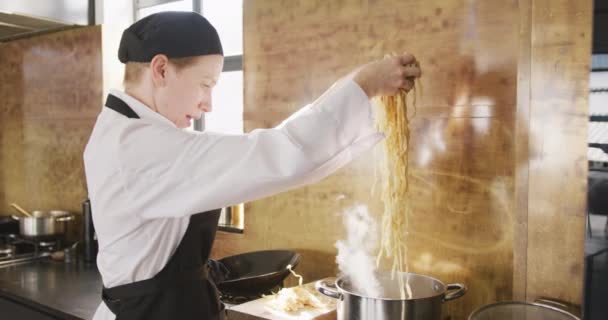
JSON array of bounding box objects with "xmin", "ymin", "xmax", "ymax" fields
[{"xmin": 100, "ymin": 94, "xmax": 225, "ymax": 320}]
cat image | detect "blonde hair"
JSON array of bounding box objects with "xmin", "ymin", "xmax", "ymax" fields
[{"xmin": 123, "ymin": 56, "xmax": 201, "ymax": 88}]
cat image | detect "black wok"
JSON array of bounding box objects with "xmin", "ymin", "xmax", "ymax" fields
[{"xmin": 215, "ymin": 250, "xmax": 300, "ymax": 297}]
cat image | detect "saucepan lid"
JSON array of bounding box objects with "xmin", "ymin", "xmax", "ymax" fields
[{"xmin": 469, "ymin": 301, "xmax": 580, "ymax": 320}]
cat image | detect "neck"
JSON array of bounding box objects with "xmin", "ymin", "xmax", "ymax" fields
[{"xmin": 125, "ymin": 84, "xmax": 158, "ymax": 113}]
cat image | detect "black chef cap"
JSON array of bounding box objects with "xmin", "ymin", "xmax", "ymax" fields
[{"xmin": 118, "ymin": 11, "xmax": 223, "ymax": 63}]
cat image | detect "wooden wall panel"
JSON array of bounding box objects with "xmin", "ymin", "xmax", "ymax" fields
[
  {"xmin": 525, "ymin": 0, "xmax": 591, "ymax": 304},
  {"xmin": 514, "ymin": 0, "xmax": 533, "ymax": 301},
  {"xmin": 0, "ymin": 26, "xmax": 103, "ymax": 240}
]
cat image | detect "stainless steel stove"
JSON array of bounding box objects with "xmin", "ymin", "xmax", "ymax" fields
[{"xmin": 0, "ymin": 234, "xmax": 63, "ymax": 267}]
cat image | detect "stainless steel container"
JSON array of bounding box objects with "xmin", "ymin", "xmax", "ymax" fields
[
  {"xmin": 11, "ymin": 210, "xmax": 74, "ymax": 237},
  {"xmin": 316, "ymin": 272, "xmax": 466, "ymax": 320},
  {"xmin": 468, "ymin": 300, "xmax": 580, "ymax": 320}
]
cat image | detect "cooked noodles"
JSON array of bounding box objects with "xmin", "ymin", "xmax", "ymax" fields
[{"xmin": 374, "ymin": 60, "xmax": 420, "ymax": 300}]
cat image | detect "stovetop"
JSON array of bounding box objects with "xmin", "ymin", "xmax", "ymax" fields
[{"xmin": 0, "ymin": 233, "xmax": 65, "ymax": 267}]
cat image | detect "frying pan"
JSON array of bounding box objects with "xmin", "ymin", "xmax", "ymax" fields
[{"xmin": 215, "ymin": 250, "xmax": 300, "ymax": 297}]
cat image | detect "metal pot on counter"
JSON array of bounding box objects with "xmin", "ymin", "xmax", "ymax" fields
[
  {"xmin": 11, "ymin": 210, "xmax": 74, "ymax": 238},
  {"xmin": 316, "ymin": 272, "xmax": 467, "ymax": 320}
]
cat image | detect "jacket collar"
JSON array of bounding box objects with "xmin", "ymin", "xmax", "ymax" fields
[{"xmin": 108, "ymin": 89, "xmax": 178, "ymax": 128}]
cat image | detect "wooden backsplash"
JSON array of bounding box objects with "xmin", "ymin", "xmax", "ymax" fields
[
  {"xmin": 211, "ymin": 0, "xmax": 592, "ymax": 318},
  {"xmin": 0, "ymin": 26, "xmax": 103, "ymax": 239}
]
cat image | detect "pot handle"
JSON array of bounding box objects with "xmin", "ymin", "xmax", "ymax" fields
[
  {"xmin": 11, "ymin": 215, "xmax": 20, "ymax": 221},
  {"xmin": 56, "ymin": 215, "xmax": 75, "ymax": 222},
  {"xmin": 444, "ymin": 283, "xmax": 467, "ymax": 302},
  {"xmin": 315, "ymin": 277, "xmax": 342, "ymax": 300}
]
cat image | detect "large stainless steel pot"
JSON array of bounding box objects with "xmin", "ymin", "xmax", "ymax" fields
[
  {"xmin": 11, "ymin": 210, "xmax": 74, "ymax": 237},
  {"xmin": 316, "ymin": 272, "xmax": 466, "ymax": 320}
]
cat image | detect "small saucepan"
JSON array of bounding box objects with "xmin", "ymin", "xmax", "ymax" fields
[{"xmin": 11, "ymin": 210, "xmax": 74, "ymax": 238}]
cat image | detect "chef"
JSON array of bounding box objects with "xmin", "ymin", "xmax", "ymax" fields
[{"xmin": 84, "ymin": 11, "xmax": 421, "ymax": 320}]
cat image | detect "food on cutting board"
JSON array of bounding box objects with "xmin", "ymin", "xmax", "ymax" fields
[
  {"xmin": 266, "ymin": 265, "xmax": 331, "ymax": 313},
  {"xmin": 267, "ymin": 285, "xmax": 328, "ymax": 312}
]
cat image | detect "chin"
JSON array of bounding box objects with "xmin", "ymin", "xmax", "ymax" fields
[{"xmin": 174, "ymin": 121, "xmax": 188, "ymax": 129}]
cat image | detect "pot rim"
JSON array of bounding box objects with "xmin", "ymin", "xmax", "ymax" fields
[
  {"xmin": 467, "ymin": 301, "xmax": 580, "ymax": 320},
  {"xmin": 31, "ymin": 210, "xmax": 71, "ymax": 218},
  {"xmin": 14, "ymin": 214, "xmax": 55, "ymax": 221},
  {"xmin": 13, "ymin": 211, "xmax": 72, "ymax": 221},
  {"xmin": 334, "ymin": 272, "xmax": 448, "ymax": 301}
]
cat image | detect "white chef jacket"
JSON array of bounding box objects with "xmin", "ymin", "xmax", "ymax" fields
[{"xmin": 83, "ymin": 78, "xmax": 382, "ymax": 320}]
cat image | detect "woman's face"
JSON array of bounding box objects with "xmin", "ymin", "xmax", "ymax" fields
[{"xmin": 156, "ymin": 54, "xmax": 224, "ymax": 128}]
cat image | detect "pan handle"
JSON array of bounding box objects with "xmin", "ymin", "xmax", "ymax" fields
[
  {"xmin": 11, "ymin": 215, "xmax": 21, "ymax": 221},
  {"xmin": 315, "ymin": 277, "xmax": 342, "ymax": 300},
  {"xmin": 444, "ymin": 283, "xmax": 467, "ymax": 302}
]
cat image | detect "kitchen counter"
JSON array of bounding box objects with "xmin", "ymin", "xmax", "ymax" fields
[
  {"xmin": 0, "ymin": 258, "xmax": 335, "ymax": 320},
  {"xmin": 0, "ymin": 258, "xmax": 102, "ymax": 320}
]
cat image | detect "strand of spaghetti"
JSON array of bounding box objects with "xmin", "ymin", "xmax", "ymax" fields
[{"xmin": 287, "ymin": 264, "xmax": 303, "ymax": 287}]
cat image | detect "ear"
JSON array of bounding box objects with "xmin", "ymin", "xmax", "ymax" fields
[{"xmin": 149, "ymin": 54, "xmax": 169, "ymax": 87}]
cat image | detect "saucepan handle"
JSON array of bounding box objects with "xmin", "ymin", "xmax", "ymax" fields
[
  {"xmin": 444, "ymin": 283, "xmax": 467, "ymax": 302},
  {"xmin": 56, "ymin": 215, "xmax": 75, "ymax": 222},
  {"xmin": 315, "ymin": 277, "xmax": 342, "ymax": 300}
]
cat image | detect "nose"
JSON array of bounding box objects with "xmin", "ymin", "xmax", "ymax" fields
[
  {"xmin": 198, "ymin": 102, "xmax": 211, "ymax": 113},
  {"xmin": 199, "ymin": 95, "xmax": 212, "ymax": 113}
]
